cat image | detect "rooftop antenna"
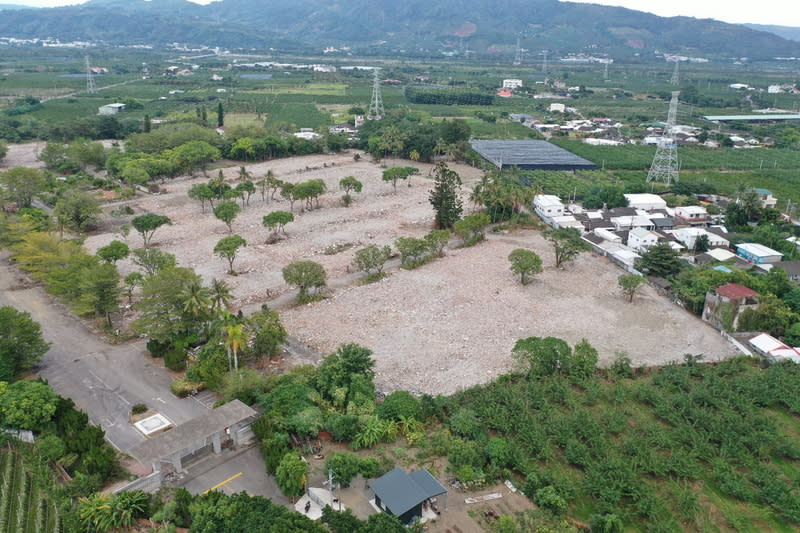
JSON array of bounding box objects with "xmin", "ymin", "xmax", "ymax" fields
[
  {"xmin": 513, "ymin": 35, "xmax": 522, "ymax": 65},
  {"xmin": 84, "ymin": 54, "xmax": 96, "ymax": 94},
  {"xmin": 647, "ymin": 91, "xmax": 680, "ymax": 186},
  {"xmin": 367, "ymin": 68, "xmax": 384, "ymax": 120},
  {"xmin": 670, "ymin": 57, "xmax": 680, "ymax": 86}
]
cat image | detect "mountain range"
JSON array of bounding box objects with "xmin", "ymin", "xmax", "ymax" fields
[{"xmin": 0, "ymin": 0, "xmax": 799, "ymax": 59}]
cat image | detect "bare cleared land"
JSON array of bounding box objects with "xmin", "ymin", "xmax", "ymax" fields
[{"xmin": 84, "ymin": 153, "xmax": 740, "ymax": 395}]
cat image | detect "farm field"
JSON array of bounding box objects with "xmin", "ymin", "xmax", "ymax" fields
[
  {"xmin": 0, "ymin": 448, "xmax": 59, "ymax": 533},
  {"xmin": 83, "ymin": 153, "xmax": 738, "ymax": 395}
]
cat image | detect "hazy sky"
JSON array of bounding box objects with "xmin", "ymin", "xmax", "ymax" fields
[{"xmin": 10, "ymin": 0, "xmax": 800, "ymax": 28}]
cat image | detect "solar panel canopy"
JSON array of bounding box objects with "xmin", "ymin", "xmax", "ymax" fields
[{"xmin": 470, "ymin": 140, "xmax": 597, "ymax": 171}]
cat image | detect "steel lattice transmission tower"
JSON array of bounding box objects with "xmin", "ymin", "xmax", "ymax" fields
[
  {"xmin": 513, "ymin": 36, "xmax": 522, "ymax": 65},
  {"xmin": 367, "ymin": 68, "xmax": 384, "ymax": 120},
  {"xmin": 670, "ymin": 58, "xmax": 680, "ymax": 86},
  {"xmin": 647, "ymin": 91, "xmax": 680, "ymax": 186},
  {"xmin": 84, "ymin": 54, "xmax": 96, "ymax": 94}
]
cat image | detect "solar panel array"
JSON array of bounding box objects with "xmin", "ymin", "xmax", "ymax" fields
[{"xmin": 470, "ymin": 140, "xmax": 597, "ymax": 170}]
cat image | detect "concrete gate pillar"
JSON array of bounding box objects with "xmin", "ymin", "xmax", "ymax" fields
[{"xmin": 171, "ymin": 453, "xmax": 184, "ymax": 473}]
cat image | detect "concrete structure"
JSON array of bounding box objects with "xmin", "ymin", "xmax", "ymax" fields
[
  {"xmin": 627, "ymin": 227, "xmax": 659, "ymax": 252},
  {"xmin": 502, "ymin": 79, "xmax": 523, "ymax": 89},
  {"xmin": 624, "ymin": 193, "xmax": 667, "ymax": 211},
  {"xmin": 753, "ymin": 188, "xmax": 777, "ymax": 209},
  {"xmin": 611, "ymin": 215, "xmax": 654, "ymax": 231},
  {"xmin": 369, "ymin": 468, "xmax": 447, "ymax": 524},
  {"xmin": 674, "ymin": 206, "xmax": 708, "ymax": 226},
  {"xmin": 706, "ymin": 247, "xmax": 737, "ymax": 262},
  {"xmin": 295, "ymin": 487, "xmax": 346, "ymax": 521},
  {"xmin": 667, "ymin": 227, "xmax": 729, "ymax": 251},
  {"xmin": 702, "ymin": 283, "xmax": 759, "ymax": 331},
  {"xmin": 533, "ymin": 194, "xmax": 565, "ymax": 217},
  {"xmin": 736, "ymin": 243, "xmax": 783, "ymax": 264},
  {"xmin": 549, "ymin": 102, "xmax": 566, "ymax": 113},
  {"xmin": 749, "ymin": 333, "xmax": 800, "ymax": 363},
  {"xmin": 129, "ymin": 400, "xmax": 257, "ymax": 474},
  {"xmin": 98, "ymin": 103, "xmax": 125, "ymax": 115}
]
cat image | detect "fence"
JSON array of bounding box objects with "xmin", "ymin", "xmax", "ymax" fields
[{"xmin": 114, "ymin": 470, "xmax": 163, "ymax": 494}]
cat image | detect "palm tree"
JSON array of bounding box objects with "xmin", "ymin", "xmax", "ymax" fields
[
  {"xmin": 224, "ymin": 322, "xmax": 247, "ymax": 371},
  {"xmin": 181, "ymin": 280, "xmax": 212, "ymax": 319},
  {"xmin": 210, "ymin": 278, "xmax": 233, "ymax": 315},
  {"xmin": 237, "ymin": 165, "xmax": 252, "ymax": 182}
]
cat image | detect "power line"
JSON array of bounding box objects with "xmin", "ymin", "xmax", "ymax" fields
[
  {"xmin": 367, "ymin": 68, "xmax": 384, "ymax": 120},
  {"xmin": 647, "ymin": 91, "xmax": 680, "ymax": 186}
]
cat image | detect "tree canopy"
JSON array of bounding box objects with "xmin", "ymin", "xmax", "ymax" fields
[
  {"xmin": 0, "ymin": 305, "xmax": 50, "ymax": 382},
  {"xmin": 131, "ymin": 213, "xmax": 172, "ymax": 248}
]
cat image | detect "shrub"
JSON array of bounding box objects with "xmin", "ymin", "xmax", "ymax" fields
[
  {"xmin": 358, "ymin": 457, "xmax": 381, "ymax": 479},
  {"xmin": 131, "ymin": 403, "xmax": 148, "ymax": 415},
  {"xmin": 146, "ymin": 339, "xmax": 170, "ymax": 358},
  {"xmin": 449, "ymin": 408, "xmax": 484, "ymax": 440},
  {"xmin": 170, "ymin": 378, "xmax": 204, "ymax": 398},
  {"xmin": 164, "ymin": 346, "xmax": 188, "ymax": 371},
  {"xmin": 536, "ymin": 485, "xmax": 567, "ymax": 514},
  {"xmin": 377, "ymin": 391, "xmax": 421, "ymax": 421},
  {"xmin": 447, "ymin": 437, "xmax": 485, "ymax": 470},
  {"xmin": 325, "ymin": 413, "xmax": 362, "ymax": 442}
]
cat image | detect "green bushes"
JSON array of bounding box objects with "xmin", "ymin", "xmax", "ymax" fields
[{"xmin": 376, "ymin": 391, "xmax": 420, "ymax": 421}]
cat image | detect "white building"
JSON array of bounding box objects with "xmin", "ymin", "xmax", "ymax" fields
[
  {"xmin": 533, "ymin": 195, "xmax": 565, "ymax": 218},
  {"xmin": 549, "ymin": 103, "xmax": 566, "ymax": 113},
  {"xmin": 674, "ymin": 206, "xmax": 708, "ymax": 226},
  {"xmin": 749, "ymin": 333, "xmax": 800, "ymax": 363},
  {"xmin": 502, "ymin": 79, "xmax": 523, "ymax": 89},
  {"xmin": 667, "ymin": 228, "xmax": 729, "ymax": 250},
  {"xmin": 624, "ymin": 193, "xmax": 667, "ymax": 211},
  {"xmin": 627, "ymin": 227, "xmax": 659, "ymax": 252},
  {"xmin": 98, "ymin": 103, "xmax": 125, "ymax": 115},
  {"xmin": 611, "ymin": 215, "xmax": 654, "ymax": 231}
]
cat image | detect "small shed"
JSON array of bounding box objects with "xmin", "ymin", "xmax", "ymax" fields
[
  {"xmin": 98, "ymin": 103, "xmax": 125, "ymax": 115},
  {"xmin": 369, "ymin": 468, "xmax": 447, "ymax": 524}
]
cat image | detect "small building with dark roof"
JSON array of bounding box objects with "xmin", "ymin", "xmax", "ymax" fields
[
  {"xmin": 369, "ymin": 468, "xmax": 447, "ymax": 524},
  {"xmin": 470, "ymin": 140, "xmax": 597, "ymax": 171}
]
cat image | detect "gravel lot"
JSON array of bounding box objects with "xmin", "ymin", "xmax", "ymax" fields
[{"xmin": 81, "ymin": 152, "xmax": 739, "ymax": 394}]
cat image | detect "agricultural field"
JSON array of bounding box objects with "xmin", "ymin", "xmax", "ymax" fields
[{"xmin": 0, "ymin": 448, "xmax": 59, "ymax": 533}]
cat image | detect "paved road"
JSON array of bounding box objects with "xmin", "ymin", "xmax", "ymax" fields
[
  {"xmin": 177, "ymin": 446, "xmax": 288, "ymax": 502},
  {"xmin": 0, "ymin": 252, "xmax": 208, "ymax": 453}
]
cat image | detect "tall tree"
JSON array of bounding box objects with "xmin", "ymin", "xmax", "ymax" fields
[
  {"xmin": 214, "ymin": 234, "xmax": 246, "ymax": 274},
  {"xmin": 508, "ymin": 248, "xmax": 543, "ymax": 285},
  {"xmin": 80, "ymin": 263, "xmax": 121, "ymax": 327},
  {"xmin": 131, "ymin": 213, "xmax": 172, "ymax": 249},
  {"xmin": 96, "ymin": 240, "xmax": 130, "ymax": 264},
  {"xmin": 282, "ymin": 261, "xmax": 326, "ymax": 302},
  {"xmin": 214, "ymin": 201, "xmax": 241, "ymax": 233},
  {"xmin": 0, "ymin": 305, "xmax": 50, "ymax": 382},
  {"xmin": 544, "ymin": 227, "xmax": 590, "ymax": 268},
  {"xmin": 217, "ymin": 101, "xmax": 225, "ymax": 128},
  {"xmin": 637, "ymin": 242, "xmax": 682, "ymax": 278},
  {"xmin": 429, "ymin": 162, "xmax": 463, "ymax": 229},
  {"xmin": 131, "ymin": 248, "xmax": 176, "ymax": 276},
  {"xmin": 0, "ymin": 380, "xmax": 59, "ymax": 430},
  {"xmin": 262, "ymin": 211, "xmax": 294, "ymax": 240},
  {"xmin": 132, "ymin": 267, "xmax": 203, "ymax": 342},
  {"xmin": 54, "ymin": 190, "xmax": 101, "ymax": 235},
  {"xmin": 0, "ymin": 167, "xmax": 45, "ymax": 208},
  {"xmin": 248, "ymin": 307, "xmax": 287, "ymax": 359},
  {"xmin": 210, "ymin": 278, "xmax": 234, "ymax": 314},
  {"xmin": 618, "ymin": 273, "xmax": 645, "ymax": 302},
  {"xmin": 188, "ymin": 182, "xmax": 215, "ymax": 212}
]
